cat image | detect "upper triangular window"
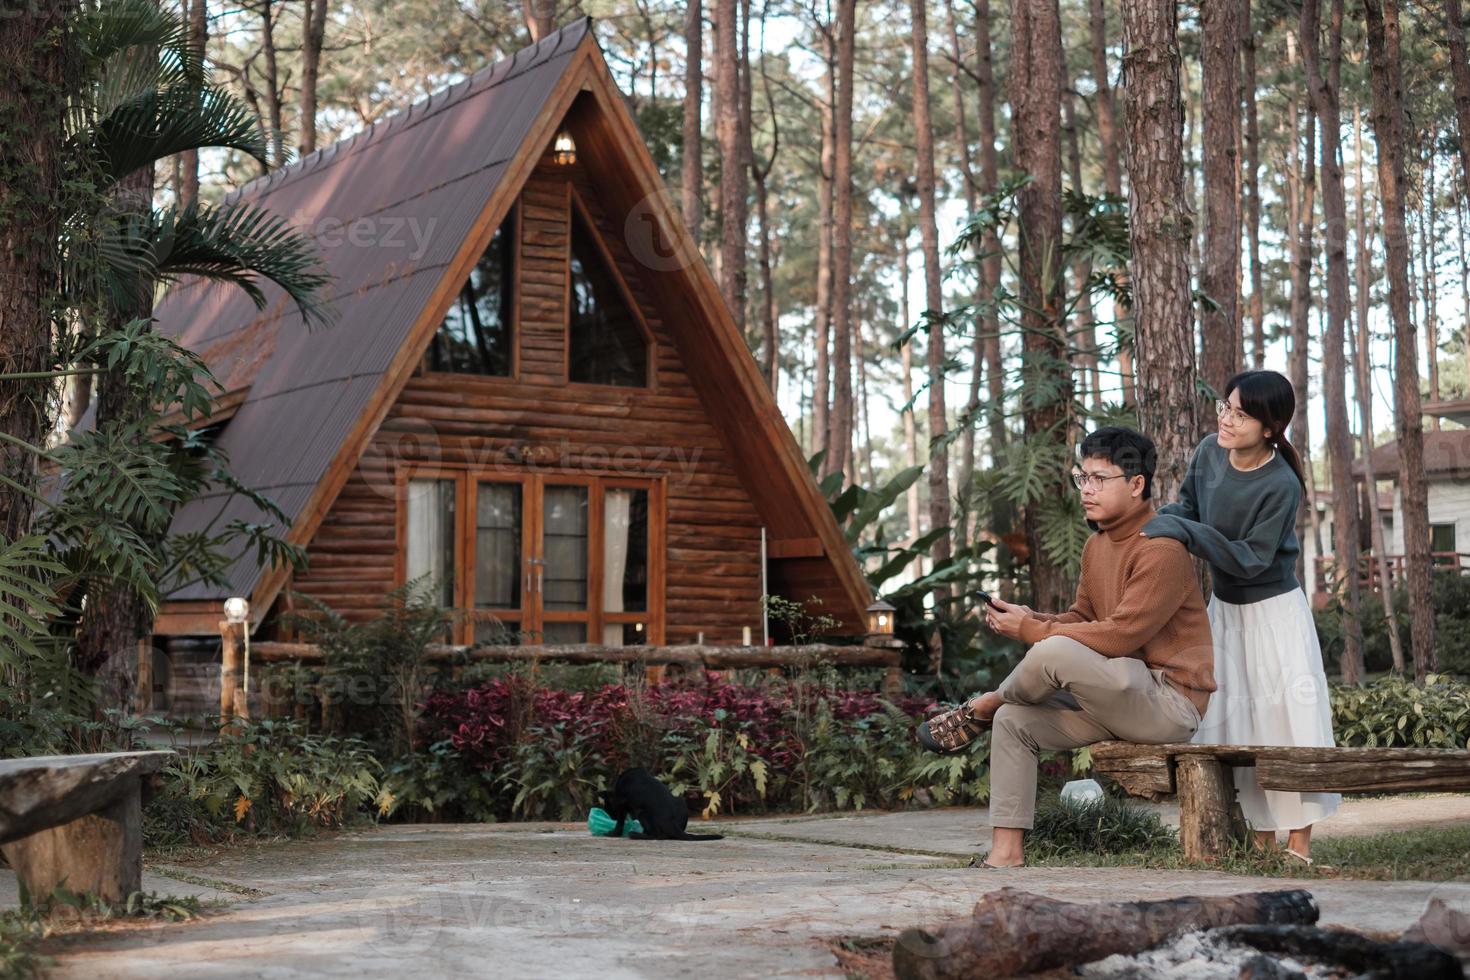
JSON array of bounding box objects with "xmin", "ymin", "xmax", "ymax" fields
[
  {"xmin": 567, "ymin": 207, "xmax": 648, "ymax": 387},
  {"xmin": 429, "ymin": 207, "xmax": 515, "ymax": 376}
]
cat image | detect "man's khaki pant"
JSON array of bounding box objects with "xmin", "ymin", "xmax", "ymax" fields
[{"xmin": 988, "ymin": 635, "xmax": 1203, "ymax": 830}]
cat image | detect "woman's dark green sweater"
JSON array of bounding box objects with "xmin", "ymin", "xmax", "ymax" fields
[{"xmin": 1142, "ymin": 434, "xmax": 1303, "ymax": 604}]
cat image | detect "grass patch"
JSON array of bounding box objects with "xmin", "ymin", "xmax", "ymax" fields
[
  {"xmin": 1027, "ymin": 795, "xmax": 1178, "ymax": 859},
  {"xmin": 0, "ymin": 887, "xmax": 205, "ymax": 978}
]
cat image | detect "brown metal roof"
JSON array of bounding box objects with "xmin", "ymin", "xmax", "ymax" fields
[
  {"xmin": 1352, "ymin": 428, "xmax": 1470, "ymax": 479},
  {"xmin": 157, "ymin": 20, "xmax": 592, "ymax": 602}
]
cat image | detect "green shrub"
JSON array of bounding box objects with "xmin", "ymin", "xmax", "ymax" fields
[
  {"xmin": 1027, "ymin": 794, "xmax": 1178, "ymax": 858},
  {"xmin": 144, "ymin": 718, "xmax": 390, "ymax": 847},
  {"xmin": 1317, "ymin": 572, "xmax": 1470, "ymax": 677},
  {"xmin": 1331, "ymin": 674, "xmax": 1470, "ymax": 748}
]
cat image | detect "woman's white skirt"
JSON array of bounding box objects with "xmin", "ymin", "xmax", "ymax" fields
[{"xmin": 1192, "ymin": 587, "xmax": 1341, "ymax": 831}]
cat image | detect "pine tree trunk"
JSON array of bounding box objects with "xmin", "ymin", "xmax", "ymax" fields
[
  {"xmin": 1064, "ymin": 88, "xmax": 1101, "ymax": 412},
  {"xmin": 912, "ymin": 0, "xmax": 952, "ymax": 585},
  {"xmin": 1199, "ymin": 0, "xmax": 1241, "ymax": 400},
  {"xmin": 74, "ymin": 163, "xmax": 159, "ymax": 692},
  {"xmin": 180, "ymin": 0, "xmax": 208, "ymax": 208},
  {"xmin": 714, "ymin": 0, "xmax": 746, "ymax": 332},
  {"xmin": 1286, "ymin": 32, "xmax": 1318, "ymax": 594},
  {"xmin": 813, "ymin": 46, "xmax": 835, "ymax": 474},
  {"xmin": 300, "ymin": 0, "xmax": 328, "ymax": 156},
  {"xmin": 1121, "ymin": 0, "xmax": 1198, "ymax": 503},
  {"xmin": 976, "ymin": 0, "xmax": 1008, "ymax": 453},
  {"xmin": 0, "ymin": 5, "xmax": 69, "ymax": 548},
  {"xmin": 900, "ymin": 220, "xmax": 923, "ymax": 551},
  {"xmin": 752, "ymin": 43, "xmax": 779, "ymax": 392},
  {"xmin": 1353, "ymin": 106, "xmax": 1405, "ymax": 673},
  {"xmin": 946, "ymin": 0, "xmax": 981, "ymax": 553},
  {"xmin": 682, "ymin": 0, "xmax": 703, "ymax": 241},
  {"xmin": 1090, "ymin": 0, "xmax": 1134, "ymax": 406},
  {"xmin": 1302, "ymin": 0, "xmax": 1365, "ymax": 683},
  {"xmin": 1417, "ymin": 161, "xmax": 1440, "ymax": 425},
  {"xmin": 258, "ymin": 0, "xmax": 285, "ymax": 168},
  {"xmin": 1445, "ymin": 0, "xmax": 1470, "ymax": 204},
  {"xmin": 829, "ymin": 0, "xmax": 857, "ymax": 484},
  {"xmin": 1363, "ymin": 0, "xmax": 1438, "ymax": 682},
  {"xmin": 1241, "ymin": 0, "xmax": 1264, "ymax": 368},
  {"xmin": 1010, "ymin": 0, "xmax": 1072, "ymax": 611},
  {"xmin": 522, "ymin": 0, "xmax": 554, "ymax": 40}
]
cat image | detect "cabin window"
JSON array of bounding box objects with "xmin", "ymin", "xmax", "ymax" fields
[
  {"xmin": 567, "ymin": 209, "xmax": 647, "ymax": 387},
  {"xmin": 405, "ymin": 478, "xmax": 455, "ymax": 607},
  {"xmin": 1431, "ymin": 523, "xmax": 1457, "ymax": 558},
  {"xmin": 400, "ymin": 473, "xmax": 657, "ymax": 647},
  {"xmin": 429, "ymin": 208, "xmax": 514, "ymax": 376}
]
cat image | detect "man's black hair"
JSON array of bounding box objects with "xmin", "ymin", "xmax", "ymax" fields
[{"xmin": 1078, "ymin": 426, "xmax": 1157, "ymax": 500}]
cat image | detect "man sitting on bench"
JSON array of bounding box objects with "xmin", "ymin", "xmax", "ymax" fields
[{"xmin": 917, "ymin": 427, "xmax": 1216, "ymax": 868}]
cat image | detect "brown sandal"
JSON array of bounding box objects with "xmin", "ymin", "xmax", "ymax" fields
[{"xmin": 916, "ymin": 699, "xmax": 991, "ymax": 754}]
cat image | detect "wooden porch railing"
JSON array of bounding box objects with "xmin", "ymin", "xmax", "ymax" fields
[{"xmin": 1314, "ymin": 552, "xmax": 1470, "ymax": 592}]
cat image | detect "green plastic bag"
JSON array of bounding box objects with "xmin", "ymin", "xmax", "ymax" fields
[{"xmin": 588, "ymin": 807, "xmax": 643, "ymax": 837}]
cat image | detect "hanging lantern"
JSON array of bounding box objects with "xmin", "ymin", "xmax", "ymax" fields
[{"xmin": 553, "ymin": 129, "xmax": 577, "ymax": 165}]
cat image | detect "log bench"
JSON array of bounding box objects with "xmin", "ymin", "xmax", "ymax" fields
[
  {"xmin": 1088, "ymin": 741, "xmax": 1470, "ymax": 862},
  {"xmin": 0, "ymin": 751, "xmax": 174, "ymax": 903}
]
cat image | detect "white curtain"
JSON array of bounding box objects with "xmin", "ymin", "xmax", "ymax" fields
[
  {"xmin": 601, "ymin": 489, "xmax": 631, "ymax": 645},
  {"xmin": 407, "ymin": 479, "xmax": 451, "ymax": 605}
]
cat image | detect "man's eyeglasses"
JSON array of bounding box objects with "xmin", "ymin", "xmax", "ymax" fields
[
  {"xmin": 1071, "ymin": 469, "xmax": 1130, "ymax": 492},
  {"xmin": 1216, "ymin": 399, "xmax": 1255, "ymax": 427}
]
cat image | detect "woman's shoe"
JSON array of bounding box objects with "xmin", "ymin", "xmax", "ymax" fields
[
  {"xmin": 1283, "ymin": 848, "xmax": 1314, "ymax": 866},
  {"xmin": 917, "ymin": 699, "xmax": 991, "ymax": 754}
]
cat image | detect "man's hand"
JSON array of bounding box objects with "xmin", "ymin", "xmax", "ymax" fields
[{"xmin": 984, "ymin": 598, "xmax": 1031, "ymax": 639}]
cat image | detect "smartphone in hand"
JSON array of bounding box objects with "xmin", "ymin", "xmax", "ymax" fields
[{"xmin": 971, "ymin": 589, "xmax": 1004, "ymax": 611}]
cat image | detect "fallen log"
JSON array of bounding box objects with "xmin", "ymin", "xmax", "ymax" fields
[
  {"xmin": 891, "ymin": 887, "xmax": 1318, "ymax": 980},
  {"xmin": 1212, "ymin": 924, "xmax": 1464, "ymax": 980}
]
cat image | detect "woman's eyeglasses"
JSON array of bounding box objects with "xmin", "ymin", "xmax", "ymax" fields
[
  {"xmin": 1216, "ymin": 399, "xmax": 1255, "ymax": 427},
  {"xmin": 1071, "ymin": 470, "xmax": 1130, "ymax": 492}
]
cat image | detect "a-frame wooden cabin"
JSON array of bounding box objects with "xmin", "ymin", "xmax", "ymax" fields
[{"xmin": 149, "ymin": 18, "xmax": 871, "ymax": 670}]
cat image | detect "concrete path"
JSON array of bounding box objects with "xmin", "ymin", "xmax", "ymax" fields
[{"xmin": 6, "ymin": 797, "xmax": 1469, "ymax": 978}]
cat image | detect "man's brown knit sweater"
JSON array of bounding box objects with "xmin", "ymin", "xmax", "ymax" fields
[{"xmin": 1017, "ymin": 503, "xmax": 1216, "ymax": 715}]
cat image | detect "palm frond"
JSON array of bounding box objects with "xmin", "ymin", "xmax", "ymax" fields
[
  {"xmin": 148, "ymin": 202, "xmax": 335, "ymax": 329},
  {"xmin": 0, "ymin": 538, "xmax": 67, "ymax": 671},
  {"xmin": 92, "ymin": 83, "xmax": 266, "ymax": 184}
]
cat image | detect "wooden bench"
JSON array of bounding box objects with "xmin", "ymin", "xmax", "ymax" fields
[
  {"xmin": 1088, "ymin": 741, "xmax": 1470, "ymax": 862},
  {"xmin": 0, "ymin": 751, "xmax": 174, "ymax": 903}
]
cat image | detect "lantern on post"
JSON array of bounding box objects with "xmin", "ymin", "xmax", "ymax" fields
[
  {"xmin": 220, "ymin": 597, "xmax": 250, "ymax": 730},
  {"xmin": 866, "ymin": 599, "xmax": 895, "ymax": 637}
]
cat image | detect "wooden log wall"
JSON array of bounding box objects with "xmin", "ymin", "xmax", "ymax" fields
[{"xmin": 287, "ymin": 152, "xmax": 770, "ymax": 645}]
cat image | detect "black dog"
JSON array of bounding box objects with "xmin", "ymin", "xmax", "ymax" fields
[{"xmin": 604, "ymin": 767, "xmax": 723, "ymax": 841}]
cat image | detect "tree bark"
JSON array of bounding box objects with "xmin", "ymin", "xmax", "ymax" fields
[
  {"xmin": 1417, "ymin": 160, "xmax": 1440, "ymax": 425},
  {"xmin": 1363, "ymin": 0, "xmax": 1437, "ymax": 681},
  {"xmin": 522, "ymin": 0, "xmax": 555, "ymax": 41},
  {"xmin": 1121, "ymin": 0, "xmax": 1198, "ymax": 503},
  {"xmin": 1090, "ymin": 0, "xmax": 1134, "ymax": 407},
  {"xmin": 1302, "ymin": 0, "xmax": 1365, "ymax": 683},
  {"xmin": 899, "ymin": 219, "xmax": 922, "ymax": 551},
  {"xmin": 714, "ymin": 0, "xmax": 747, "ymax": 332},
  {"xmin": 180, "ymin": 0, "xmax": 208, "ymax": 208},
  {"xmin": 300, "ymin": 0, "xmax": 329, "ymax": 157},
  {"xmin": 1199, "ymin": 0, "xmax": 1242, "ymax": 401},
  {"xmin": 1352, "ymin": 105, "xmax": 1405, "ymax": 674},
  {"xmin": 1010, "ymin": 0, "xmax": 1071, "ymax": 610},
  {"xmin": 257, "ymin": 0, "xmax": 285, "ymax": 168},
  {"xmin": 1445, "ymin": 0, "xmax": 1470, "ymax": 205},
  {"xmin": 812, "ymin": 42, "xmax": 835, "ymax": 474},
  {"xmin": 912, "ymin": 0, "xmax": 952, "ymax": 586},
  {"xmin": 1286, "ymin": 32, "xmax": 1318, "ymax": 593},
  {"xmin": 0, "ymin": 0, "xmax": 69, "ymax": 547},
  {"xmin": 829, "ymin": 0, "xmax": 857, "ymax": 484},
  {"xmin": 751, "ymin": 15, "xmax": 779, "ymax": 392},
  {"xmin": 682, "ymin": 0, "xmax": 703, "ymax": 242},
  {"xmin": 1241, "ymin": 0, "xmax": 1264, "ymax": 368},
  {"xmin": 1064, "ymin": 88, "xmax": 1100, "ymax": 413},
  {"xmin": 975, "ymin": 0, "xmax": 1007, "ymax": 454},
  {"xmin": 946, "ymin": 0, "xmax": 981, "ymax": 552}
]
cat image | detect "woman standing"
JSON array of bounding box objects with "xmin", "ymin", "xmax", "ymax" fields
[{"xmin": 1142, "ymin": 369, "xmax": 1339, "ymax": 863}]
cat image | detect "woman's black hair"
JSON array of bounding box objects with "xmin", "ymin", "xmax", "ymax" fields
[
  {"xmin": 1222, "ymin": 369, "xmax": 1308, "ymax": 489},
  {"xmin": 1078, "ymin": 426, "xmax": 1157, "ymax": 499}
]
